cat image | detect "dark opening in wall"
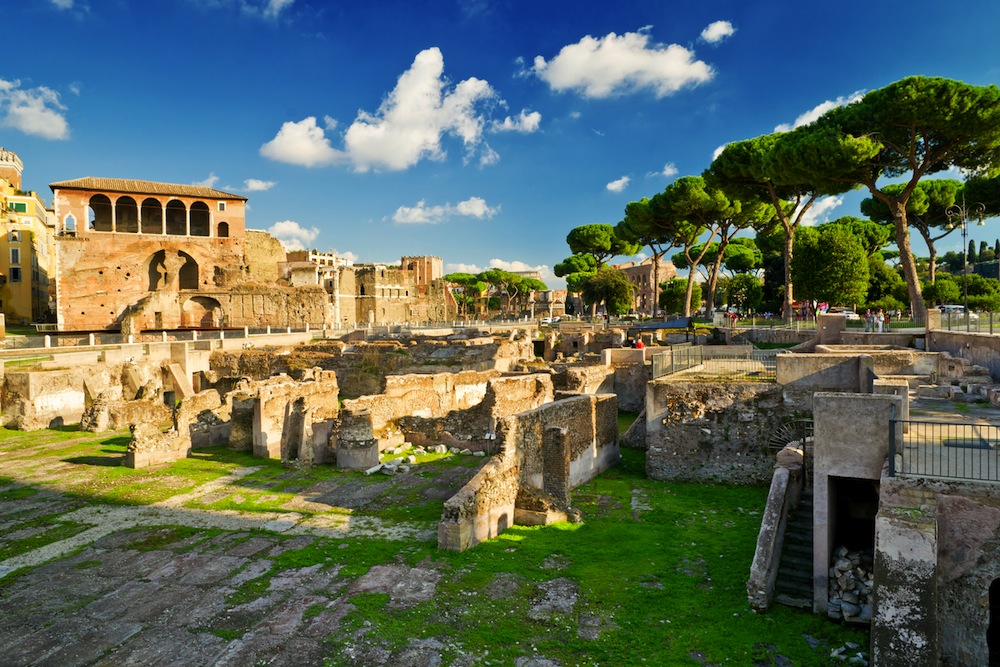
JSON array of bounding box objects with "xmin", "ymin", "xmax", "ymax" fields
[{"xmin": 831, "ymin": 477, "xmax": 879, "ymax": 552}]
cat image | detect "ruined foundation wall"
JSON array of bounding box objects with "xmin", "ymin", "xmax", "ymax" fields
[
  {"xmin": 875, "ymin": 476, "xmax": 1000, "ymax": 667},
  {"xmin": 645, "ymin": 381, "xmax": 791, "ymax": 484},
  {"xmin": 438, "ymin": 392, "xmax": 618, "ymax": 551}
]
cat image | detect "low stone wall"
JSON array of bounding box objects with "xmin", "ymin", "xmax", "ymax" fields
[
  {"xmin": 645, "ymin": 381, "xmax": 791, "ymax": 484},
  {"xmin": 928, "ymin": 330, "xmax": 1000, "ymax": 380},
  {"xmin": 438, "ymin": 393, "xmax": 618, "ymax": 552},
  {"xmin": 775, "ymin": 353, "xmax": 866, "ymax": 393}
]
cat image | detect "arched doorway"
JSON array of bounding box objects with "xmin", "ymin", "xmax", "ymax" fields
[
  {"xmin": 165, "ymin": 199, "xmax": 186, "ymax": 235},
  {"xmin": 115, "ymin": 196, "xmax": 138, "ymax": 233},
  {"xmin": 182, "ymin": 296, "xmax": 222, "ymax": 328},
  {"xmin": 141, "ymin": 198, "xmax": 163, "ymax": 234},
  {"xmin": 990, "ymin": 579, "xmax": 1000, "ymax": 666},
  {"xmin": 190, "ymin": 202, "xmax": 210, "ymax": 236},
  {"xmin": 89, "ymin": 194, "xmax": 112, "ymax": 231},
  {"xmin": 146, "ymin": 250, "xmax": 199, "ymax": 291}
]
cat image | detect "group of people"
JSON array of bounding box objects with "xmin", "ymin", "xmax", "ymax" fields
[{"xmin": 864, "ymin": 308, "xmax": 886, "ymax": 333}]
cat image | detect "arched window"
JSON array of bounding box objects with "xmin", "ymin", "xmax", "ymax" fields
[
  {"xmin": 165, "ymin": 199, "xmax": 186, "ymax": 235},
  {"xmin": 89, "ymin": 195, "xmax": 112, "ymax": 232},
  {"xmin": 115, "ymin": 196, "xmax": 138, "ymax": 233},
  {"xmin": 190, "ymin": 201, "xmax": 210, "ymax": 236},
  {"xmin": 178, "ymin": 252, "xmax": 199, "ymax": 289},
  {"xmin": 64, "ymin": 214, "xmax": 76, "ymax": 232},
  {"xmin": 141, "ymin": 198, "xmax": 163, "ymax": 234},
  {"xmin": 218, "ymin": 221, "xmax": 229, "ymax": 238}
]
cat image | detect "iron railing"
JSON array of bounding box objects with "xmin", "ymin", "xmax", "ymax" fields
[
  {"xmin": 889, "ymin": 418, "xmax": 1000, "ymax": 483},
  {"xmin": 652, "ymin": 345, "xmax": 778, "ymax": 382}
]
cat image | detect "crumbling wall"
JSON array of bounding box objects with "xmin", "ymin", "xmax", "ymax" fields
[
  {"xmin": 122, "ymin": 388, "xmax": 230, "ymax": 468},
  {"xmin": 251, "ymin": 371, "xmax": 339, "ymax": 460},
  {"xmin": 243, "ymin": 230, "xmax": 286, "ymax": 285},
  {"xmin": 438, "ymin": 392, "xmax": 617, "ymax": 552},
  {"xmin": 645, "ymin": 381, "xmax": 792, "ymax": 484}
]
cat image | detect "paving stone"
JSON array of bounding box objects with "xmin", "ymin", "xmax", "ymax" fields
[
  {"xmin": 253, "ymin": 593, "xmax": 329, "ymax": 635},
  {"xmin": 300, "ymin": 598, "xmax": 355, "ymax": 638},
  {"xmin": 83, "ymin": 580, "xmax": 164, "ymax": 621},
  {"xmin": 225, "ymin": 536, "xmax": 276, "ymax": 558},
  {"xmin": 267, "ymin": 636, "xmax": 333, "ymax": 667},
  {"xmin": 267, "ymin": 535, "xmax": 314, "ymax": 557},
  {"xmin": 269, "ymin": 563, "xmax": 324, "ymax": 591},
  {"xmin": 228, "ymin": 558, "xmax": 273, "ymax": 586},
  {"xmin": 35, "ymin": 621, "xmax": 143, "ymax": 667},
  {"xmin": 93, "ymin": 625, "xmax": 227, "ymax": 667},
  {"xmin": 178, "ymin": 555, "xmax": 247, "ymax": 585}
]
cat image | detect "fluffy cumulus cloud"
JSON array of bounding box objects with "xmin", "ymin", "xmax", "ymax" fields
[
  {"xmin": 530, "ymin": 27, "xmax": 714, "ymax": 99},
  {"xmin": 491, "ymin": 110, "xmax": 541, "ymax": 133},
  {"xmin": 774, "ymin": 91, "xmax": 865, "ymax": 132},
  {"xmin": 0, "ymin": 79, "xmax": 69, "ymax": 140},
  {"xmin": 268, "ymin": 220, "xmax": 320, "ymax": 251},
  {"xmin": 260, "ymin": 116, "xmax": 344, "ymax": 168},
  {"xmin": 798, "ymin": 195, "xmax": 844, "ymax": 227},
  {"xmin": 606, "ymin": 176, "xmax": 630, "ymax": 192},
  {"xmin": 393, "ymin": 196, "xmax": 499, "ymax": 224},
  {"xmin": 700, "ymin": 20, "xmax": 735, "ymax": 44},
  {"xmin": 649, "ymin": 162, "xmax": 678, "ymax": 179},
  {"xmin": 193, "ymin": 173, "xmax": 219, "ymax": 188},
  {"xmin": 445, "ymin": 262, "xmax": 483, "ymax": 274},
  {"xmin": 262, "ymin": 48, "xmax": 502, "ymax": 171},
  {"xmin": 243, "ymin": 178, "xmax": 275, "ymax": 192}
]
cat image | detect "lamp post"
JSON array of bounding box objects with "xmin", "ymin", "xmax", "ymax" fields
[{"xmin": 945, "ymin": 195, "xmax": 986, "ymax": 331}]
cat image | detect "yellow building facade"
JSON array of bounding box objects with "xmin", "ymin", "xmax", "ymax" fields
[{"xmin": 0, "ymin": 149, "xmax": 57, "ymax": 324}]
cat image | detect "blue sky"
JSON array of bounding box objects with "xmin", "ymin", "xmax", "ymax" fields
[{"xmin": 7, "ymin": 0, "xmax": 1000, "ymax": 288}]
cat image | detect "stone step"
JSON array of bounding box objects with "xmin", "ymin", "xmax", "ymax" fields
[
  {"xmin": 774, "ymin": 592, "xmax": 812, "ymax": 609},
  {"xmin": 778, "ymin": 554, "xmax": 812, "ymax": 571},
  {"xmin": 784, "ymin": 542, "xmax": 813, "ymax": 557}
]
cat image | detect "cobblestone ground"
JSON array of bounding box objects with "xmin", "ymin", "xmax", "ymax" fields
[{"xmin": 0, "ymin": 434, "xmax": 506, "ymax": 667}]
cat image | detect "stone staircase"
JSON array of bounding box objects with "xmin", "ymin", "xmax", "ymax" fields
[{"xmin": 774, "ymin": 486, "xmax": 814, "ymax": 609}]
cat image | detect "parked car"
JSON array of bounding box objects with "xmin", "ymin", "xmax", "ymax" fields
[
  {"xmin": 940, "ymin": 305, "xmax": 979, "ymax": 320},
  {"xmin": 540, "ymin": 316, "xmax": 561, "ymax": 325},
  {"xmin": 828, "ymin": 307, "xmax": 861, "ymax": 321}
]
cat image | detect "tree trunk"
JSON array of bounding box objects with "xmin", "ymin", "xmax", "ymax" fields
[
  {"xmin": 782, "ymin": 226, "xmax": 794, "ymax": 321},
  {"xmin": 651, "ymin": 251, "xmax": 661, "ymax": 318},
  {"xmin": 890, "ymin": 199, "xmax": 926, "ymax": 320}
]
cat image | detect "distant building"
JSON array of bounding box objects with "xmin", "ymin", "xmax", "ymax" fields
[
  {"xmin": 0, "ymin": 149, "xmax": 58, "ymax": 324},
  {"xmin": 611, "ymin": 257, "xmax": 677, "ymax": 315}
]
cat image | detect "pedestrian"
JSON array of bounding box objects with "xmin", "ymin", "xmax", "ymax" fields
[
  {"xmin": 864, "ymin": 309, "xmax": 873, "ymax": 332},
  {"xmin": 876, "ymin": 309, "xmax": 885, "ymax": 333},
  {"xmin": 633, "ymin": 335, "xmax": 645, "ymax": 349}
]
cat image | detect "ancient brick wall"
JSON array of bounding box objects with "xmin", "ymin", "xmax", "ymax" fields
[
  {"xmin": 243, "ymin": 230, "xmax": 286, "ymax": 285},
  {"xmin": 645, "ymin": 381, "xmax": 792, "ymax": 484}
]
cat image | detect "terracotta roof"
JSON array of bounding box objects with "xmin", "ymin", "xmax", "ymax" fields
[{"xmin": 49, "ymin": 177, "xmax": 247, "ymax": 201}]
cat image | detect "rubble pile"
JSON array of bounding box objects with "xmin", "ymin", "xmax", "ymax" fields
[{"xmin": 828, "ymin": 545, "xmax": 874, "ymax": 622}]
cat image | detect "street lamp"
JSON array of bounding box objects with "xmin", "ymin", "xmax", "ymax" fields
[{"xmin": 945, "ymin": 195, "xmax": 986, "ymax": 331}]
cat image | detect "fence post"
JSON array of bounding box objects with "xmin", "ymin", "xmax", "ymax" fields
[
  {"xmin": 88, "ymin": 333, "xmax": 95, "ymax": 346},
  {"xmin": 888, "ymin": 419, "xmax": 896, "ymax": 477},
  {"xmin": 44, "ymin": 335, "xmax": 50, "ymax": 348}
]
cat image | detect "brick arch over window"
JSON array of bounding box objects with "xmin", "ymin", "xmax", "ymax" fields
[
  {"xmin": 89, "ymin": 194, "xmax": 112, "ymax": 231},
  {"xmin": 115, "ymin": 196, "xmax": 138, "ymax": 233},
  {"xmin": 190, "ymin": 201, "xmax": 210, "ymax": 237},
  {"xmin": 218, "ymin": 221, "xmax": 229, "ymax": 238},
  {"xmin": 146, "ymin": 250, "xmax": 199, "ymax": 291},
  {"xmin": 165, "ymin": 199, "xmax": 186, "ymax": 235},
  {"xmin": 141, "ymin": 198, "xmax": 163, "ymax": 234}
]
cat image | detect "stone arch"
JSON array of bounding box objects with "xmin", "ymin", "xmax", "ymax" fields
[
  {"xmin": 218, "ymin": 221, "xmax": 229, "ymax": 238},
  {"xmin": 182, "ymin": 295, "xmax": 221, "ymax": 328},
  {"xmin": 89, "ymin": 194, "xmax": 112, "ymax": 231},
  {"xmin": 115, "ymin": 196, "xmax": 138, "ymax": 233},
  {"xmin": 141, "ymin": 198, "xmax": 163, "ymax": 234},
  {"xmin": 146, "ymin": 250, "xmax": 199, "ymax": 291},
  {"xmin": 165, "ymin": 199, "xmax": 186, "ymax": 235},
  {"xmin": 190, "ymin": 201, "xmax": 210, "ymax": 236}
]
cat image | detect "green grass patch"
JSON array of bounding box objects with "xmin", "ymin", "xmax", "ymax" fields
[
  {"xmin": 0, "ymin": 519, "xmax": 92, "ymax": 560},
  {"xmin": 617, "ymin": 410, "xmax": 639, "ymax": 436}
]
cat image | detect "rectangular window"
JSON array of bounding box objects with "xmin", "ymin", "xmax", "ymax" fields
[
  {"xmin": 10, "ymin": 248, "xmax": 20, "ymax": 265},
  {"xmin": 8, "ymin": 230, "xmax": 19, "ymax": 242},
  {"xmin": 8, "ymin": 202, "xmax": 26, "ymax": 213},
  {"xmin": 10, "ymin": 267, "xmax": 21, "ymax": 283},
  {"xmin": 218, "ymin": 202, "xmax": 226, "ymax": 212}
]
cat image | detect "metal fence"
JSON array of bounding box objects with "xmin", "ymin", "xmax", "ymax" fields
[
  {"xmin": 652, "ymin": 345, "xmax": 778, "ymax": 382},
  {"xmin": 889, "ymin": 418, "xmax": 1000, "ymax": 483}
]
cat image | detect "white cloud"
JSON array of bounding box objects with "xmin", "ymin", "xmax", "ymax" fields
[
  {"xmin": 393, "ymin": 196, "xmax": 499, "ymax": 224},
  {"xmin": 268, "ymin": 220, "xmax": 320, "ymax": 251},
  {"xmin": 648, "ymin": 162, "xmax": 678, "ymax": 179},
  {"xmin": 774, "ymin": 91, "xmax": 865, "ymax": 132},
  {"xmin": 0, "ymin": 79, "xmax": 69, "ymax": 140},
  {"xmin": 478, "ymin": 145, "xmax": 500, "ymax": 167},
  {"xmin": 244, "ymin": 178, "xmax": 275, "ymax": 192},
  {"xmin": 322, "ymin": 115, "xmax": 337, "ymax": 130},
  {"xmin": 260, "ymin": 116, "xmax": 344, "ymax": 167},
  {"xmin": 607, "ymin": 176, "xmax": 630, "ymax": 192},
  {"xmin": 262, "ymin": 48, "xmax": 499, "ymax": 172},
  {"xmin": 798, "ymin": 195, "xmax": 843, "ymax": 227},
  {"xmin": 263, "ymin": 0, "xmax": 293, "ymax": 19},
  {"xmin": 50, "ymin": 0, "xmax": 73, "ymax": 9},
  {"xmin": 193, "ymin": 173, "xmax": 219, "ymax": 188},
  {"xmin": 712, "ymin": 144, "xmax": 727, "ymax": 160},
  {"xmin": 446, "ymin": 262, "xmax": 484, "ymax": 274},
  {"xmin": 700, "ymin": 20, "xmax": 735, "ymax": 44},
  {"xmin": 530, "ymin": 27, "xmax": 714, "ymax": 99},
  {"xmin": 491, "ymin": 110, "xmax": 541, "ymax": 133}
]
